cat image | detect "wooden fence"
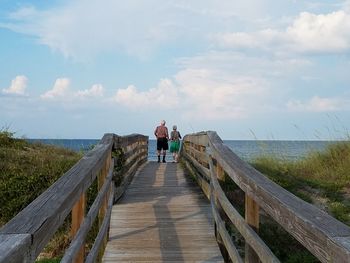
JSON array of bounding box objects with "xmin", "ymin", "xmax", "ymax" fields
[
  {"xmin": 0, "ymin": 133, "xmax": 148, "ymax": 263},
  {"xmin": 181, "ymin": 131, "xmax": 350, "ymax": 263}
]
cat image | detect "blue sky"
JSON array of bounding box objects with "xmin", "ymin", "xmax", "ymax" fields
[{"xmin": 1, "ymin": 0, "xmax": 350, "ymax": 140}]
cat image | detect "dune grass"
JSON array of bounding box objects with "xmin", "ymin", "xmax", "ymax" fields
[
  {"xmin": 0, "ymin": 129, "xmax": 104, "ymax": 261},
  {"xmin": 3, "ymin": 129, "xmax": 349, "ymax": 262},
  {"xmin": 251, "ymin": 140, "xmax": 350, "ymax": 225},
  {"xmin": 0, "ymin": 129, "xmax": 82, "ymax": 226},
  {"xmin": 220, "ymin": 139, "xmax": 350, "ymax": 262}
]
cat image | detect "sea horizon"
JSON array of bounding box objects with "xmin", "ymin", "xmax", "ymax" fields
[{"xmin": 26, "ymin": 138, "xmax": 337, "ymax": 162}]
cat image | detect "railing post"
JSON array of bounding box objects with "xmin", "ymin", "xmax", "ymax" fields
[
  {"xmin": 98, "ymin": 152, "xmax": 111, "ymax": 262},
  {"xmin": 245, "ymin": 195, "xmax": 260, "ymax": 263},
  {"xmin": 215, "ymin": 163, "xmax": 230, "ymax": 261},
  {"xmin": 71, "ymin": 193, "xmax": 86, "ymax": 263},
  {"xmin": 199, "ymin": 145, "xmax": 206, "ymax": 166}
]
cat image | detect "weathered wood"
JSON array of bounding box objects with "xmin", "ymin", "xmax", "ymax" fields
[
  {"xmin": 208, "ymin": 158, "xmax": 280, "ymax": 263},
  {"xmin": 182, "ymin": 152, "xmax": 211, "ymax": 199},
  {"xmin": 0, "ymin": 234, "xmax": 31, "ymax": 263},
  {"xmin": 216, "ymin": 163, "xmax": 225, "ymax": 182},
  {"xmin": 61, "ymin": 159, "xmax": 114, "ymax": 263},
  {"xmin": 211, "ymin": 159, "xmax": 280, "ymax": 263},
  {"xmin": 98, "ymin": 153, "xmax": 110, "ymax": 262},
  {"xmin": 122, "ymin": 145, "xmax": 148, "ymax": 164},
  {"xmin": 0, "ymin": 133, "xmax": 148, "ymax": 263},
  {"xmin": 184, "ymin": 144, "xmax": 209, "ymax": 167},
  {"xmin": 183, "ymin": 132, "xmax": 209, "ymax": 147},
  {"xmin": 103, "ymin": 162, "xmax": 223, "ymax": 263},
  {"xmin": 0, "ymin": 134, "xmax": 114, "ymax": 261},
  {"xmin": 245, "ymin": 195, "xmax": 260, "ymax": 263},
  {"xmin": 114, "ymin": 157, "xmax": 147, "ymax": 202},
  {"xmin": 71, "ymin": 193, "xmax": 86, "ymax": 263},
  {"xmin": 116, "ymin": 134, "xmax": 148, "ymax": 149},
  {"xmin": 206, "ymin": 131, "xmax": 350, "ymax": 262},
  {"xmin": 86, "ymin": 186, "xmax": 115, "ymax": 263},
  {"xmin": 211, "ymin": 189, "xmax": 243, "ymax": 263},
  {"xmin": 122, "ymin": 146, "xmax": 148, "ymax": 172},
  {"xmin": 182, "ymin": 150, "xmax": 210, "ymax": 182}
]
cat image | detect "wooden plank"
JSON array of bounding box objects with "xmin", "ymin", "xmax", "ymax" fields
[
  {"xmin": 0, "ymin": 133, "xmax": 114, "ymax": 261},
  {"xmin": 182, "ymin": 155, "xmax": 210, "ymax": 199},
  {"xmin": 61, "ymin": 159, "xmax": 114, "ymax": 263},
  {"xmin": 206, "ymin": 131, "xmax": 350, "ymax": 262},
  {"xmin": 0, "ymin": 234, "xmax": 31, "ymax": 263},
  {"xmin": 103, "ymin": 162, "xmax": 224, "ymax": 263},
  {"xmin": 86, "ymin": 186, "xmax": 115, "ymax": 263},
  {"xmin": 210, "ymin": 189, "xmax": 243, "ymax": 263},
  {"xmin": 245, "ymin": 195, "xmax": 260, "ymax": 263},
  {"xmin": 0, "ymin": 133, "xmax": 148, "ymax": 262},
  {"xmin": 182, "ymin": 150, "xmax": 210, "ymax": 182},
  {"xmin": 183, "ymin": 132, "xmax": 209, "ymax": 147},
  {"xmin": 114, "ymin": 155, "xmax": 147, "ymax": 202},
  {"xmin": 209, "ymin": 158, "xmax": 279, "ymax": 263},
  {"xmin": 184, "ymin": 144, "xmax": 209, "ymax": 168},
  {"xmin": 70, "ymin": 193, "xmax": 86, "ymax": 263}
]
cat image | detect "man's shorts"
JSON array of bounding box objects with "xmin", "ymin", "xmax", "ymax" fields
[{"xmin": 157, "ymin": 137, "xmax": 169, "ymax": 151}]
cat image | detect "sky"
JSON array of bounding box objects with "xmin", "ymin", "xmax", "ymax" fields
[{"xmin": 0, "ymin": 0, "xmax": 350, "ymax": 140}]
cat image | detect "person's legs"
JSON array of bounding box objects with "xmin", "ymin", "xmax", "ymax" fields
[
  {"xmin": 156, "ymin": 139, "xmax": 161, "ymax": 163},
  {"xmin": 162, "ymin": 150, "xmax": 166, "ymax": 162},
  {"xmin": 157, "ymin": 150, "xmax": 161, "ymax": 162},
  {"xmin": 161, "ymin": 137, "xmax": 168, "ymax": 163}
]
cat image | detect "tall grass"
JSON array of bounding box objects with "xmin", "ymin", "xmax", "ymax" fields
[
  {"xmin": 251, "ymin": 140, "xmax": 350, "ymax": 225},
  {"xmin": 219, "ymin": 140, "xmax": 350, "ymax": 262},
  {"xmin": 0, "ymin": 130, "xmax": 82, "ymax": 225},
  {"xmin": 0, "ymin": 130, "xmax": 106, "ymax": 261}
]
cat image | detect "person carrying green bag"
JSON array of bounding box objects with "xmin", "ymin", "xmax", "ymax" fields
[{"xmin": 169, "ymin": 125, "xmax": 182, "ymax": 163}]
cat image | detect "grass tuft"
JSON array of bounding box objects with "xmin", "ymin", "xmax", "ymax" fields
[
  {"xmin": 0, "ymin": 130, "xmax": 81, "ymax": 225},
  {"xmin": 251, "ymin": 140, "xmax": 350, "ymax": 225}
]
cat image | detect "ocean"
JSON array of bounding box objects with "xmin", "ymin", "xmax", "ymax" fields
[{"xmin": 27, "ymin": 139, "xmax": 333, "ymax": 162}]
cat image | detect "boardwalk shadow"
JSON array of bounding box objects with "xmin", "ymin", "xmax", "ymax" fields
[
  {"xmin": 153, "ymin": 163, "xmax": 183, "ymax": 261},
  {"xmin": 108, "ymin": 161, "xmax": 219, "ymax": 262}
]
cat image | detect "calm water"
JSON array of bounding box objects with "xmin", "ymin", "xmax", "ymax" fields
[{"xmin": 27, "ymin": 139, "xmax": 333, "ymax": 162}]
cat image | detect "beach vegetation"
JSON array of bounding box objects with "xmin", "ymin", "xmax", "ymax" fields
[
  {"xmin": 0, "ymin": 129, "xmax": 82, "ymax": 225},
  {"xmin": 251, "ymin": 140, "xmax": 350, "ymax": 225},
  {"xmin": 247, "ymin": 140, "xmax": 350, "ymax": 262}
]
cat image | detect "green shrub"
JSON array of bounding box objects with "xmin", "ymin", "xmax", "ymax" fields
[
  {"xmin": 0, "ymin": 131, "xmax": 81, "ymax": 225},
  {"xmin": 251, "ymin": 140, "xmax": 350, "ymax": 226}
]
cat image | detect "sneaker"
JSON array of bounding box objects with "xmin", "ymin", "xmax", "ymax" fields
[{"xmin": 162, "ymin": 159, "xmax": 166, "ymax": 163}]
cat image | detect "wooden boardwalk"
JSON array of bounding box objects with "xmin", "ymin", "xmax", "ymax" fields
[{"xmin": 103, "ymin": 161, "xmax": 224, "ymax": 262}]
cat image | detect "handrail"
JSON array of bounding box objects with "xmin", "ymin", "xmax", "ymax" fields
[
  {"xmin": 0, "ymin": 133, "xmax": 148, "ymax": 263},
  {"xmin": 181, "ymin": 131, "xmax": 350, "ymax": 263}
]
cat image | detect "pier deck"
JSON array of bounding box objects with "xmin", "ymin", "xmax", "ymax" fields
[{"xmin": 103, "ymin": 162, "xmax": 223, "ymax": 262}]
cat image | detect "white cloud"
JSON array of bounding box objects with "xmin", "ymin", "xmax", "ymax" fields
[
  {"xmin": 114, "ymin": 67, "xmax": 269, "ymax": 120},
  {"xmin": 76, "ymin": 84, "xmax": 104, "ymax": 98},
  {"xmin": 287, "ymin": 96, "xmax": 350, "ymax": 112},
  {"xmin": 287, "ymin": 11, "xmax": 350, "ymax": 53},
  {"xmin": 2, "ymin": 75, "xmax": 28, "ymax": 95},
  {"xmin": 41, "ymin": 79, "xmax": 105, "ymax": 101},
  {"xmin": 344, "ymin": 0, "xmax": 350, "ymax": 13},
  {"xmin": 2, "ymin": 1, "xmax": 349, "ymax": 61},
  {"xmin": 0, "ymin": 1, "xmax": 190, "ymax": 60},
  {"xmin": 216, "ymin": 10, "xmax": 350, "ymax": 54},
  {"xmin": 0, "ymin": 0, "xmax": 291, "ymax": 60},
  {"xmin": 40, "ymin": 78, "xmax": 70, "ymax": 99},
  {"xmin": 114, "ymin": 78, "xmax": 179, "ymax": 109},
  {"xmin": 175, "ymin": 68, "xmax": 269, "ymax": 120}
]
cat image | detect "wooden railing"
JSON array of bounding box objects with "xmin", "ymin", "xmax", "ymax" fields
[
  {"xmin": 0, "ymin": 133, "xmax": 148, "ymax": 263},
  {"xmin": 181, "ymin": 131, "xmax": 350, "ymax": 263}
]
